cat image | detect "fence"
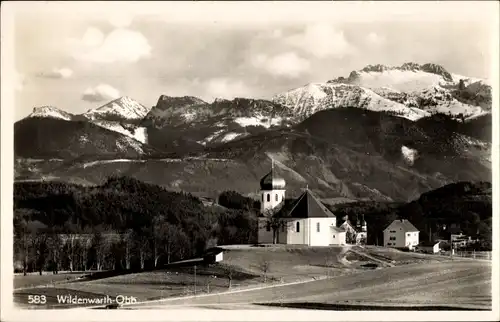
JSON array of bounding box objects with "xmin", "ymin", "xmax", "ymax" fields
[{"xmin": 449, "ymin": 251, "xmax": 492, "ymax": 260}]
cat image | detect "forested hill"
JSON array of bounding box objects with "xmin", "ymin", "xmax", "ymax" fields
[
  {"xmin": 329, "ymin": 181, "xmax": 492, "ymax": 248},
  {"xmin": 14, "ymin": 177, "xmax": 259, "ymax": 272}
]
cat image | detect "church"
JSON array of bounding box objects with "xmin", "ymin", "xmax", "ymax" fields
[{"xmin": 257, "ymin": 163, "xmax": 347, "ymax": 246}]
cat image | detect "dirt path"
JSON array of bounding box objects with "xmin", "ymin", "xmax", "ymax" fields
[{"xmin": 348, "ymin": 246, "xmax": 395, "ymax": 267}]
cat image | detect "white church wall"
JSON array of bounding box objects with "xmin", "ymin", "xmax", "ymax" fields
[
  {"xmin": 309, "ymin": 218, "xmax": 336, "ymax": 246},
  {"xmin": 277, "ymin": 223, "xmax": 288, "ymax": 244},
  {"xmin": 286, "ymin": 218, "xmax": 308, "ymax": 245},
  {"xmin": 331, "ymin": 231, "xmax": 346, "ymax": 245}
]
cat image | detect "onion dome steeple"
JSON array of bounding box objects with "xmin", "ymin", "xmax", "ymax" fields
[{"xmin": 259, "ymin": 159, "xmax": 286, "ymax": 190}]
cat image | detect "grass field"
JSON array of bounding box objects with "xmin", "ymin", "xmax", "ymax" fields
[
  {"xmin": 14, "ymin": 272, "xmax": 89, "ymax": 289},
  {"xmin": 129, "ymin": 259, "xmax": 491, "ymax": 310},
  {"xmin": 13, "ymin": 245, "xmax": 477, "ymax": 310}
]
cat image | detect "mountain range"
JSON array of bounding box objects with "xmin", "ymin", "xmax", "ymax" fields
[{"xmin": 15, "ymin": 62, "xmax": 492, "ymax": 202}]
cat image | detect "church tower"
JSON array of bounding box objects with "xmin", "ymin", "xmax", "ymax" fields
[{"xmin": 259, "ymin": 159, "xmax": 286, "ymax": 215}]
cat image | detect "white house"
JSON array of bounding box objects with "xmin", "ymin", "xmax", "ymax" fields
[
  {"xmin": 339, "ymin": 216, "xmax": 367, "ymax": 245},
  {"xmin": 257, "ymin": 164, "xmax": 346, "ymax": 246},
  {"xmin": 383, "ymin": 219, "xmax": 420, "ymax": 250}
]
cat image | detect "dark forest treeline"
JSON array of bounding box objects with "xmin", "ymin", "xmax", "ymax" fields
[
  {"xmin": 328, "ymin": 181, "xmax": 492, "ymax": 249},
  {"xmin": 13, "ymin": 177, "xmax": 259, "ymax": 274}
]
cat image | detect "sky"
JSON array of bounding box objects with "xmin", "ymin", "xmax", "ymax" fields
[{"xmin": 7, "ymin": 1, "xmax": 498, "ymax": 121}]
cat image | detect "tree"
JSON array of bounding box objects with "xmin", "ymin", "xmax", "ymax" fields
[
  {"xmin": 33, "ymin": 232, "xmax": 48, "ymax": 275},
  {"xmin": 47, "ymin": 234, "xmax": 63, "ymax": 274},
  {"xmin": 14, "ymin": 216, "xmax": 32, "ymax": 275},
  {"xmin": 224, "ymin": 265, "xmax": 234, "ymax": 289},
  {"xmin": 261, "ymin": 203, "xmax": 291, "ymax": 244},
  {"xmin": 346, "ymin": 230, "xmax": 357, "ymax": 244},
  {"xmin": 152, "ymin": 216, "xmax": 165, "ymax": 268},
  {"xmin": 123, "ymin": 229, "xmax": 134, "ymax": 270},
  {"xmin": 61, "ymin": 234, "xmax": 78, "ymax": 272},
  {"xmin": 136, "ymin": 227, "xmax": 151, "ymax": 270},
  {"xmin": 259, "ymin": 259, "xmax": 271, "ymax": 283},
  {"xmin": 91, "ymin": 231, "xmax": 112, "ymax": 271}
]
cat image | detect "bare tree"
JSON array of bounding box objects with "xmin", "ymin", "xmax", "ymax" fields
[
  {"xmin": 91, "ymin": 232, "xmax": 112, "ymax": 271},
  {"xmin": 14, "ymin": 217, "xmax": 32, "ymax": 275},
  {"xmin": 123, "ymin": 229, "xmax": 134, "ymax": 270},
  {"xmin": 152, "ymin": 216, "xmax": 166, "ymax": 267},
  {"xmin": 47, "ymin": 234, "xmax": 63, "ymax": 274},
  {"xmin": 259, "ymin": 260, "xmax": 271, "ymax": 283},
  {"xmin": 33, "ymin": 232, "xmax": 48, "ymax": 275},
  {"xmin": 260, "ymin": 204, "xmax": 291, "ymax": 244},
  {"xmin": 137, "ymin": 228, "xmax": 151, "ymax": 270},
  {"xmin": 163, "ymin": 223, "xmax": 180, "ymax": 265},
  {"xmin": 153, "ymin": 217, "xmax": 187, "ymax": 265},
  {"xmin": 224, "ymin": 265, "xmax": 234, "ymax": 289},
  {"xmin": 61, "ymin": 234, "xmax": 78, "ymax": 272}
]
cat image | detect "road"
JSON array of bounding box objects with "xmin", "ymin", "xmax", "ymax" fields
[{"xmin": 125, "ymin": 259, "xmax": 491, "ymax": 310}]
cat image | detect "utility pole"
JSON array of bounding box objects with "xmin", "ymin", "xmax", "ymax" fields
[
  {"xmin": 194, "ymin": 265, "xmax": 197, "ymax": 295},
  {"xmin": 450, "ymin": 234, "xmax": 453, "ymax": 260}
]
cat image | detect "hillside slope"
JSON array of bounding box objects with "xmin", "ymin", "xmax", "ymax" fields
[
  {"xmin": 14, "ymin": 118, "xmax": 152, "ymax": 159},
  {"xmin": 15, "ymin": 109, "xmax": 491, "ymax": 202}
]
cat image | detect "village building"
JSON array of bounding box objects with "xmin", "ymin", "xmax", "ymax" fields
[
  {"xmin": 417, "ymin": 241, "xmax": 441, "ymax": 254},
  {"xmin": 257, "ymin": 163, "xmax": 346, "ymax": 246},
  {"xmin": 383, "ymin": 219, "xmax": 420, "ymax": 250},
  {"xmin": 203, "ymin": 248, "xmax": 224, "ymax": 264},
  {"xmin": 338, "ymin": 215, "xmax": 367, "ymax": 245}
]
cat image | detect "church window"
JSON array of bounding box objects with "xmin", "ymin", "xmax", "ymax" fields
[
  {"xmin": 266, "ymin": 222, "xmax": 271, "ymax": 231},
  {"xmin": 333, "ymin": 234, "xmax": 336, "ymax": 238},
  {"xmin": 296, "ymin": 222, "xmax": 300, "ymax": 233},
  {"xmin": 316, "ymin": 222, "xmax": 320, "ymax": 232},
  {"xmin": 275, "ymin": 194, "xmax": 278, "ymax": 201},
  {"xmin": 267, "ymin": 194, "xmax": 270, "ymax": 202}
]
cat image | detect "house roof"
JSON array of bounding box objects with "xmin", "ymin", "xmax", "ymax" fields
[
  {"xmin": 339, "ymin": 219, "xmax": 364, "ymax": 232},
  {"xmin": 384, "ymin": 219, "xmax": 419, "ymax": 232},
  {"xmin": 204, "ymin": 247, "xmax": 225, "ymax": 256},
  {"xmin": 331, "ymin": 226, "xmax": 346, "ymax": 233},
  {"xmin": 418, "ymin": 241, "xmax": 440, "ymax": 247},
  {"xmin": 286, "ymin": 189, "xmax": 336, "ymax": 218}
]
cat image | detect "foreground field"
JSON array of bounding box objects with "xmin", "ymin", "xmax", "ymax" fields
[
  {"xmin": 13, "ymin": 245, "xmax": 489, "ymax": 310},
  {"xmin": 128, "ymin": 259, "xmax": 491, "ymax": 310},
  {"xmin": 14, "ymin": 245, "xmax": 354, "ymax": 308}
]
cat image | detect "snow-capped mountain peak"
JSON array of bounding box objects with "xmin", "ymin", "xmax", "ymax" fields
[
  {"xmin": 29, "ymin": 106, "xmax": 73, "ymax": 121},
  {"xmin": 272, "ymin": 82, "xmax": 430, "ymax": 121},
  {"xmin": 288, "ymin": 62, "xmax": 493, "ymax": 120},
  {"xmin": 83, "ymin": 96, "xmax": 151, "ymax": 121}
]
